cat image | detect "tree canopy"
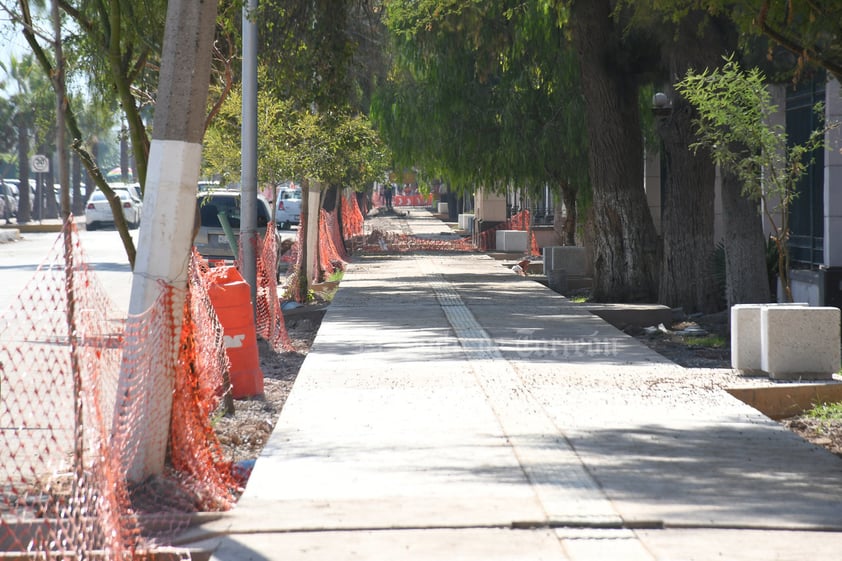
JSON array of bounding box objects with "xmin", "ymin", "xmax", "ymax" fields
[
  {"xmin": 374, "ymin": 0, "xmax": 588, "ymax": 195},
  {"xmin": 203, "ymin": 75, "xmax": 390, "ymax": 193}
]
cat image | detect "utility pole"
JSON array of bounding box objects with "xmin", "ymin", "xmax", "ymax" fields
[
  {"xmin": 241, "ymin": 0, "xmax": 258, "ymax": 310},
  {"xmin": 120, "ymin": 0, "xmax": 219, "ymax": 481}
]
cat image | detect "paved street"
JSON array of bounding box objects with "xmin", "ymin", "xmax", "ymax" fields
[{"xmin": 0, "ymin": 228, "xmax": 136, "ymax": 315}]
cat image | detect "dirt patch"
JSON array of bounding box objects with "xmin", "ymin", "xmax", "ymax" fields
[
  {"xmin": 628, "ymin": 311, "xmax": 731, "ymax": 369},
  {"xmin": 782, "ymin": 416, "xmax": 842, "ymax": 459},
  {"xmin": 213, "ymin": 306, "xmax": 323, "ymax": 467}
]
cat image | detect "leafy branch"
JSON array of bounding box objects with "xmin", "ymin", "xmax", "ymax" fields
[{"xmin": 676, "ymin": 54, "xmax": 836, "ymax": 301}]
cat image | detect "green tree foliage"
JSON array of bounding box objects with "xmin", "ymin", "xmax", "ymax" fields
[
  {"xmin": 8, "ymin": 0, "xmax": 239, "ymax": 190},
  {"xmin": 256, "ymin": 0, "xmax": 356, "ymax": 110},
  {"xmin": 638, "ymin": 1, "xmax": 842, "ymax": 81},
  {"xmin": 55, "ymin": 0, "xmax": 168, "ymax": 189},
  {"xmin": 754, "ymin": 0, "xmax": 842, "ymax": 80},
  {"xmin": 676, "ymin": 55, "xmax": 831, "ymax": 301},
  {"xmin": 3, "ymin": 54, "xmax": 57, "ymax": 219},
  {"xmin": 203, "ymin": 78, "xmax": 390, "ymax": 193},
  {"xmin": 374, "ymin": 0, "xmax": 588, "ymax": 225}
]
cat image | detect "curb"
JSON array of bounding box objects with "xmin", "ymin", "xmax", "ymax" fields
[{"xmin": 0, "ymin": 221, "xmax": 71, "ymax": 234}]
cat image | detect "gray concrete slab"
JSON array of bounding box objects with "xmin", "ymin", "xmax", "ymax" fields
[
  {"xmin": 635, "ymin": 528, "xmax": 842, "ymax": 561},
  {"xmin": 188, "ymin": 208, "xmax": 842, "ymax": 560},
  {"xmin": 0, "ymin": 227, "xmax": 20, "ymax": 243},
  {"xmin": 206, "ymin": 528, "xmax": 571, "ymax": 561}
]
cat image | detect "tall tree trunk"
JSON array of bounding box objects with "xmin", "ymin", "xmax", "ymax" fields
[
  {"xmin": 297, "ymin": 178, "xmax": 311, "ymax": 302},
  {"xmin": 561, "ymin": 181, "xmax": 577, "ymax": 246},
  {"xmin": 71, "ymin": 151, "xmax": 83, "ymax": 215},
  {"xmin": 553, "ymin": 181, "xmax": 577, "ymax": 246},
  {"xmin": 120, "ymin": 122, "xmax": 130, "ymax": 182},
  {"xmin": 570, "ymin": 0, "xmax": 660, "ymax": 301},
  {"xmin": 721, "ymin": 167, "xmax": 770, "ymax": 307},
  {"xmin": 44, "ymin": 153, "xmax": 58, "ymax": 219},
  {"xmin": 656, "ymin": 11, "xmax": 734, "ymax": 314},
  {"xmin": 553, "ymin": 199, "xmax": 564, "ymax": 245},
  {"xmin": 121, "ymin": 0, "xmax": 219, "ymax": 481},
  {"xmin": 656, "ymin": 94, "xmax": 718, "ymax": 313},
  {"xmin": 16, "ymin": 120, "xmax": 30, "ymax": 223},
  {"xmin": 83, "ymin": 139, "xmax": 98, "ymax": 200}
]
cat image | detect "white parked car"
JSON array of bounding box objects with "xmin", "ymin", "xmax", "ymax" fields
[
  {"xmin": 85, "ymin": 188, "xmax": 143, "ymax": 230},
  {"xmin": 274, "ymin": 187, "xmax": 301, "ymax": 229}
]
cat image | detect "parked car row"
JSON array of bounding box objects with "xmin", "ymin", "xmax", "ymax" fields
[{"xmin": 1, "ymin": 178, "xmax": 92, "ymax": 219}]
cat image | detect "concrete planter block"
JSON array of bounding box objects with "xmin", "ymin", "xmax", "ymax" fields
[
  {"xmin": 731, "ymin": 303, "xmax": 808, "ymax": 371},
  {"xmin": 543, "ymin": 246, "xmax": 588, "ymax": 276},
  {"xmin": 495, "ymin": 230, "xmax": 528, "ymax": 252},
  {"xmin": 760, "ymin": 305, "xmax": 841, "ymax": 380},
  {"xmin": 437, "ymin": 202, "xmax": 449, "ymax": 215},
  {"xmin": 731, "ymin": 304, "xmax": 767, "ymax": 371},
  {"xmin": 458, "ymin": 213, "xmax": 475, "ymax": 233},
  {"xmin": 547, "ymin": 269, "xmax": 568, "ymax": 294}
]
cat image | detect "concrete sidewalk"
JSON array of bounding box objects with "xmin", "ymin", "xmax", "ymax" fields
[{"xmin": 184, "ymin": 209, "xmax": 842, "ymax": 560}]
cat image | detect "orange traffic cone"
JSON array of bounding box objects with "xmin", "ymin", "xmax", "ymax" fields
[{"xmin": 206, "ymin": 266, "xmax": 264, "ymax": 398}]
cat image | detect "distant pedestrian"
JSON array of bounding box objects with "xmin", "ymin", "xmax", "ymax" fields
[{"xmin": 383, "ymin": 184, "xmax": 393, "ymax": 210}]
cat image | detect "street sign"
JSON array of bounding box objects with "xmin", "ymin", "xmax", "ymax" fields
[{"xmin": 30, "ymin": 155, "xmax": 49, "ymax": 173}]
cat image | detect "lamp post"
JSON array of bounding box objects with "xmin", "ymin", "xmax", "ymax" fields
[{"xmin": 241, "ymin": 0, "xmax": 258, "ymax": 311}]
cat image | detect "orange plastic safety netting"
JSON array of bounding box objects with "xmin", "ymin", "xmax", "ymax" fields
[
  {"xmin": 252, "ymin": 221, "xmax": 292, "ymax": 351},
  {"xmin": 353, "ymin": 229, "xmax": 474, "ymax": 254},
  {"xmin": 318, "ymin": 208, "xmax": 347, "ymax": 278},
  {"xmin": 0, "ymin": 219, "xmax": 285, "ymax": 558},
  {"xmin": 284, "ymin": 206, "xmax": 350, "ymax": 302},
  {"xmin": 341, "ymin": 193, "xmax": 364, "ymax": 240},
  {"xmin": 282, "ymin": 217, "xmax": 308, "ymax": 303},
  {"xmin": 0, "ymin": 224, "xmax": 140, "ymax": 558},
  {"xmin": 476, "ymin": 209, "xmax": 540, "ymax": 256}
]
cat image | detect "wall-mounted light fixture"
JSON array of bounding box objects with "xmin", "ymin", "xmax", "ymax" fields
[{"xmin": 652, "ymin": 92, "xmax": 672, "ymax": 117}]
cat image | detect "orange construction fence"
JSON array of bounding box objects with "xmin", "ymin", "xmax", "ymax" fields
[
  {"xmin": 476, "ymin": 209, "xmax": 540, "ymax": 256},
  {"xmin": 0, "ymin": 218, "xmax": 289, "ymax": 558}
]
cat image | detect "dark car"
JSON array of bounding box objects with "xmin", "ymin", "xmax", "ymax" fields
[{"xmin": 194, "ymin": 190, "xmax": 282, "ymax": 274}]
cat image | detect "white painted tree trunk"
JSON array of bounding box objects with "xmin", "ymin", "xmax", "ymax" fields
[
  {"xmin": 118, "ymin": 0, "xmax": 219, "ymax": 482},
  {"xmin": 306, "ymin": 182, "xmax": 322, "ymax": 283}
]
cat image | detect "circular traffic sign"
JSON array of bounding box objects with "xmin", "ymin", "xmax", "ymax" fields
[{"xmin": 30, "ymin": 155, "xmax": 49, "ymax": 173}]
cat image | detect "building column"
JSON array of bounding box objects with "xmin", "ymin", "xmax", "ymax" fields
[
  {"xmin": 643, "ymin": 147, "xmax": 662, "ymax": 235},
  {"xmin": 825, "ymin": 79, "xmax": 842, "ymax": 267}
]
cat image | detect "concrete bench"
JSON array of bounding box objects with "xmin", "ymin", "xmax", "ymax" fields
[
  {"xmin": 731, "ymin": 303, "xmax": 840, "ymax": 380},
  {"xmin": 437, "ymin": 202, "xmax": 449, "ymax": 215},
  {"xmin": 495, "ymin": 230, "xmax": 528, "ymax": 252}
]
